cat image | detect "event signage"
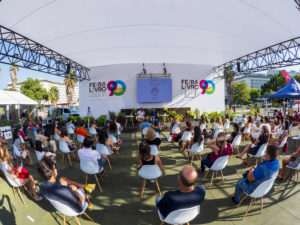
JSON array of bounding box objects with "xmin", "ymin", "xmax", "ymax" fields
[
  {"xmin": 89, "ymin": 80, "xmax": 126, "ymax": 97},
  {"xmin": 181, "ymin": 79, "xmax": 215, "ymax": 94}
]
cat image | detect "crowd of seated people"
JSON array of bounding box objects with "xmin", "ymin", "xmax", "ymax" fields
[{"xmin": 0, "ymin": 112, "xmax": 300, "ymax": 224}]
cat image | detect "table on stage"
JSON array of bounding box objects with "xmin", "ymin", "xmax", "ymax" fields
[{"xmin": 125, "ymin": 115, "xmax": 135, "ymax": 127}]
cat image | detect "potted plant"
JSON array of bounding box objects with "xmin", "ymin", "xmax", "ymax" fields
[
  {"xmin": 117, "ymin": 112, "xmax": 126, "ymax": 124},
  {"xmin": 194, "ymin": 108, "xmax": 200, "ymax": 121},
  {"xmin": 108, "ymin": 111, "xmax": 117, "ymax": 120},
  {"xmin": 186, "ymin": 110, "xmax": 196, "ymax": 121}
]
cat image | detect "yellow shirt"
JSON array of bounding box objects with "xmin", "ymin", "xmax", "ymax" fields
[{"xmin": 289, "ymin": 108, "xmax": 293, "ymax": 116}]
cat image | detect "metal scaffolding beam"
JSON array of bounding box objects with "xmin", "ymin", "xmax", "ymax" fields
[
  {"xmin": 0, "ymin": 25, "xmax": 90, "ymax": 80},
  {"xmin": 214, "ymin": 36, "xmax": 300, "ymax": 76}
]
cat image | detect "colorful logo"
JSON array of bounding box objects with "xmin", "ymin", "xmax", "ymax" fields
[
  {"xmin": 107, "ymin": 80, "xmax": 126, "ymax": 96},
  {"xmin": 199, "ymin": 80, "xmax": 215, "ymax": 95}
]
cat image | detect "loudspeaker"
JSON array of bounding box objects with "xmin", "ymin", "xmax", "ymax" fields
[{"xmin": 66, "ymin": 64, "xmax": 71, "ymax": 74}]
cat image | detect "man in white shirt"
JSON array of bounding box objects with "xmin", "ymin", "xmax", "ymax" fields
[
  {"xmin": 136, "ymin": 108, "xmax": 145, "ymax": 122},
  {"xmin": 66, "ymin": 118, "xmax": 75, "ymax": 133},
  {"xmin": 78, "ymin": 136, "xmax": 106, "ymax": 174}
]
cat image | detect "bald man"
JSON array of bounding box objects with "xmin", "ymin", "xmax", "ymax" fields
[{"xmin": 156, "ymin": 166, "xmax": 206, "ymax": 218}]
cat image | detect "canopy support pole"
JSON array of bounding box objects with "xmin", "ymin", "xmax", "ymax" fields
[{"xmin": 6, "ymin": 105, "xmax": 9, "ymax": 121}]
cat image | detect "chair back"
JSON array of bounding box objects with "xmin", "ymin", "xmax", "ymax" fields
[
  {"xmin": 243, "ymin": 127, "xmax": 250, "ymax": 134},
  {"xmin": 19, "ymin": 136, "xmax": 25, "ymax": 144},
  {"xmin": 232, "ymin": 134, "xmax": 242, "ymax": 147},
  {"xmin": 223, "ymin": 122, "xmax": 230, "ymax": 130},
  {"xmin": 190, "ymin": 142, "xmax": 204, "ymax": 153},
  {"xmin": 53, "ymin": 133, "xmax": 60, "ymax": 141},
  {"xmin": 289, "ymin": 124, "xmax": 293, "ymax": 132},
  {"xmin": 287, "ymin": 162, "xmax": 300, "ymax": 170},
  {"xmin": 1, "ymin": 166, "xmax": 21, "ymax": 187},
  {"xmin": 155, "ymin": 132, "xmax": 160, "ymax": 139},
  {"xmin": 138, "ymin": 165, "xmax": 162, "ymax": 179},
  {"xmin": 249, "ymin": 171, "xmax": 278, "ymax": 198},
  {"xmin": 163, "ymin": 206, "xmax": 200, "ymax": 225},
  {"xmin": 77, "ymin": 135, "xmax": 85, "ymax": 144},
  {"xmin": 210, "ymin": 155, "xmax": 229, "ymax": 171},
  {"xmin": 213, "ymin": 127, "xmax": 223, "ymax": 139},
  {"xmin": 142, "ymin": 127, "xmax": 149, "ymax": 135},
  {"xmin": 279, "ymin": 136, "xmax": 288, "ymax": 148},
  {"xmin": 108, "ymin": 134, "xmax": 118, "ymax": 144},
  {"xmin": 181, "ymin": 131, "xmax": 192, "ymax": 141},
  {"xmin": 67, "ymin": 127, "xmax": 74, "ymax": 135},
  {"xmin": 47, "ymin": 198, "xmax": 81, "ymax": 217},
  {"xmin": 80, "ymin": 159, "xmax": 99, "ymax": 175},
  {"xmin": 96, "ymin": 143, "xmax": 113, "ymax": 155},
  {"xmin": 255, "ymin": 143, "xmax": 268, "ymax": 157},
  {"xmin": 58, "ymin": 141, "xmax": 71, "ymax": 154},
  {"xmin": 89, "ymin": 127, "xmax": 97, "ymax": 135},
  {"xmin": 13, "ymin": 145, "xmax": 25, "ymax": 159},
  {"xmin": 150, "ymin": 145, "xmax": 159, "ymax": 155},
  {"xmin": 200, "ymin": 124, "xmax": 206, "ymax": 131},
  {"xmin": 35, "ymin": 150, "xmax": 44, "ymax": 161},
  {"xmin": 171, "ymin": 125, "xmax": 181, "ymax": 134}
]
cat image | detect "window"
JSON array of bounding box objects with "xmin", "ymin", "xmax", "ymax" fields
[{"xmin": 64, "ymin": 108, "xmax": 71, "ymax": 113}]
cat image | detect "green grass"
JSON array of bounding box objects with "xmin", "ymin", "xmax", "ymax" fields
[{"xmin": 0, "ymin": 130, "xmax": 300, "ymax": 225}]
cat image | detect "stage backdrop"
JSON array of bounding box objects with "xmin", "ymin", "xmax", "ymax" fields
[{"xmin": 79, "ymin": 64, "xmax": 224, "ymax": 118}]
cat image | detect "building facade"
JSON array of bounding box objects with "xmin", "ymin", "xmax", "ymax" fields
[
  {"xmin": 234, "ymin": 73, "xmax": 272, "ymax": 90},
  {"xmin": 7, "ymin": 79, "xmax": 79, "ymax": 106}
]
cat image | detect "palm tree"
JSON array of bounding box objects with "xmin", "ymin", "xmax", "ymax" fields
[
  {"xmin": 9, "ymin": 62, "xmax": 19, "ymax": 90},
  {"xmin": 224, "ymin": 66, "xmax": 235, "ymax": 108},
  {"xmin": 64, "ymin": 69, "xmax": 77, "ymax": 106},
  {"xmin": 49, "ymin": 86, "xmax": 59, "ymax": 107}
]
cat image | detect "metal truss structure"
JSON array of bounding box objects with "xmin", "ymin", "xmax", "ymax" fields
[
  {"xmin": 0, "ymin": 25, "xmax": 90, "ymax": 80},
  {"xmin": 214, "ymin": 36, "xmax": 300, "ymax": 77}
]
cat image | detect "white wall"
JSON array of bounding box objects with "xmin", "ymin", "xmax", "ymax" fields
[{"xmin": 79, "ymin": 63, "xmax": 224, "ymax": 117}]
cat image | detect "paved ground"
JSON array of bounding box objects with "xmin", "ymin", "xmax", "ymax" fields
[{"xmin": 0, "ymin": 128, "xmax": 300, "ymax": 225}]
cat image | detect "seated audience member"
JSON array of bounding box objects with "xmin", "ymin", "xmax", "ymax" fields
[
  {"xmin": 138, "ymin": 142, "xmax": 163, "ymax": 170},
  {"xmin": 156, "ymin": 166, "xmax": 206, "ymax": 218},
  {"xmin": 269, "ymin": 120, "xmax": 289, "ymax": 147},
  {"xmin": 153, "ymin": 120, "xmax": 162, "ymax": 135},
  {"xmin": 227, "ymin": 123, "xmax": 240, "ymax": 144},
  {"xmin": 150, "ymin": 108, "xmax": 160, "ymax": 124},
  {"xmin": 76, "ymin": 122, "xmax": 88, "ymax": 137},
  {"xmin": 180, "ymin": 121, "xmax": 194, "ymax": 153},
  {"xmin": 199, "ymin": 132, "xmax": 232, "ymax": 172},
  {"xmin": 215, "ymin": 117, "xmax": 223, "ymax": 131},
  {"xmin": 19, "ymin": 128, "xmax": 34, "ymax": 148},
  {"xmin": 223, "ymin": 114, "xmax": 229, "ymax": 126},
  {"xmin": 240, "ymin": 114, "xmax": 247, "ymax": 128},
  {"xmin": 144, "ymin": 127, "xmax": 161, "ymax": 147},
  {"xmin": 13, "ymin": 129, "xmax": 32, "ymax": 165},
  {"xmin": 37, "ymin": 157, "xmax": 95, "ymax": 210},
  {"xmin": 236, "ymin": 126, "xmax": 269, "ymax": 165},
  {"xmin": 97, "ymin": 130, "xmax": 120, "ymax": 153},
  {"xmin": 242, "ymin": 116, "xmax": 253, "ymax": 140},
  {"xmin": 59, "ymin": 127, "xmax": 79, "ymax": 160},
  {"xmin": 66, "ymin": 118, "xmax": 75, "ymax": 133},
  {"xmin": 136, "ymin": 108, "xmax": 145, "ymax": 123},
  {"xmin": 112, "ymin": 118, "xmax": 123, "ymax": 144},
  {"xmin": 141, "ymin": 118, "xmax": 152, "ymax": 138},
  {"xmin": 78, "ymin": 136, "xmax": 106, "ymax": 175},
  {"xmin": 187, "ymin": 126, "xmax": 204, "ymax": 158},
  {"xmin": 277, "ymin": 146, "xmax": 300, "ymax": 180},
  {"xmin": 36, "ymin": 128, "xmax": 57, "ymax": 152},
  {"xmin": 170, "ymin": 116, "xmax": 182, "ymax": 142},
  {"xmin": 35, "ymin": 140, "xmax": 56, "ymax": 161},
  {"xmin": 50, "ymin": 121, "xmax": 61, "ymax": 140},
  {"xmin": 107, "ymin": 121, "xmax": 119, "ymax": 142},
  {"xmin": 0, "ymin": 145, "xmax": 41, "ymax": 200},
  {"xmin": 233, "ymin": 145, "xmax": 279, "ymax": 203}
]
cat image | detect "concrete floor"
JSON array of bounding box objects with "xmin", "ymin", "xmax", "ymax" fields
[{"xmin": 0, "ymin": 129, "xmax": 300, "ymax": 225}]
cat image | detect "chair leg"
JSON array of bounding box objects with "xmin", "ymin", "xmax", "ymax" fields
[
  {"xmin": 83, "ymin": 212, "xmax": 94, "ymax": 222},
  {"xmin": 155, "ymin": 179, "xmax": 162, "ymax": 196},
  {"xmin": 198, "ymin": 153, "xmax": 202, "ymax": 160},
  {"xmin": 237, "ymin": 146, "xmax": 240, "ymax": 155},
  {"xmin": 260, "ymin": 197, "xmax": 263, "ymax": 214},
  {"xmin": 204, "ymin": 170, "xmax": 209, "ymax": 179},
  {"xmin": 94, "ymin": 175, "xmax": 103, "ymax": 192},
  {"xmin": 17, "ymin": 187, "xmax": 27, "ymax": 207},
  {"xmin": 85, "ymin": 175, "xmax": 88, "ymax": 185},
  {"xmin": 61, "ymin": 154, "xmax": 64, "ymax": 165},
  {"xmin": 63, "ymin": 215, "xmax": 66, "ymax": 225},
  {"xmin": 190, "ymin": 155, "xmax": 194, "ymax": 166},
  {"xmin": 255, "ymin": 158, "xmax": 258, "ymax": 166},
  {"xmin": 67, "ymin": 154, "xmax": 72, "ymax": 167},
  {"xmin": 74, "ymin": 216, "xmax": 81, "ymax": 225},
  {"xmin": 12, "ymin": 186, "xmax": 16, "ymax": 199},
  {"xmin": 141, "ymin": 179, "xmax": 146, "ymax": 198},
  {"xmin": 107, "ymin": 157, "xmax": 112, "ymax": 170},
  {"xmin": 220, "ymin": 170, "xmax": 225, "ymax": 184},
  {"xmin": 236, "ymin": 193, "xmax": 247, "ymax": 207},
  {"xmin": 243, "ymin": 198, "xmax": 255, "ymax": 220},
  {"xmin": 210, "ymin": 172, "xmax": 215, "ymax": 187},
  {"xmin": 23, "ymin": 185, "xmax": 33, "ymax": 198}
]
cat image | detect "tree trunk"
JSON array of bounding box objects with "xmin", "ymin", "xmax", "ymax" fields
[{"xmin": 10, "ymin": 70, "xmax": 17, "ymax": 90}]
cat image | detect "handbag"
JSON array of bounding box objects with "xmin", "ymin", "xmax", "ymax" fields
[{"xmin": 13, "ymin": 165, "xmax": 30, "ymax": 179}]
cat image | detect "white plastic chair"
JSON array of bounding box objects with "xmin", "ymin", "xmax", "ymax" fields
[
  {"xmin": 213, "ymin": 127, "xmax": 223, "ymax": 139},
  {"xmin": 171, "ymin": 125, "xmax": 181, "ymax": 134},
  {"xmin": 158, "ymin": 205, "xmax": 200, "ymax": 225},
  {"xmin": 223, "ymin": 122, "xmax": 230, "ymax": 132},
  {"xmin": 1, "ymin": 165, "xmax": 31, "ymax": 207},
  {"xmin": 138, "ymin": 165, "xmax": 162, "ymax": 197},
  {"xmin": 53, "ymin": 133, "xmax": 60, "ymax": 141},
  {"xmin": 58, "ymin": 141, "xmax": 73, "ymax": 167},
  {"xmin": 13, "ymin": 145, "xmax": 26, "ymax": 164},
  {"xmin": 289, "ymin": 124, "xmax": 293, "ymax": 137},
  {"xmin": 232, "ymin": 134, "xmax": 242, "ymax": 155},
  {"xmin": 108, "ymin": 134, "xmax": 118, "ymax": 144},
  {"xmin": 80, "ymin": 159, "xmax": 103, "ymax": 192},
  {"xmin": 243, "ymin": 127, "xmax": 250, "ymax": 134},
  {"xmin": 248, "ymin": 143, "xmax": 268, "ymax": 165},
  {"xmin": 96, "ymin": 144, "xmax": 113, "ymax": 170},
  {"xmin": 188, "ymin": 142, "xmax": 204, "ymax": 165},
  {"xmin": 67, "ymin": 127, "xmax": 75, "ymax": 135},
  {"xmin": 287, "ymin": 162, "xmax": 300, "ymax": 184},
  {"xmin": 204, "ymin": 155, "xmax": 230, "ymax": 187},
  {"xmin": 181, "ymin": 131, "xmax": 193, "ymax": 141},
  {"xmin": 200, "ymin": 123, "xmax": 206, "ymax": 131},
  {"xmin": 278, "ymin": 136, "xmax": 288, "ymax": 148},
  {"xmin": 237, "ymin": 171, "xmax": 278, "ymax": 220},
  {"xmin": 77, "ymin": 134, "xmax": 85, "ymax": 144},
  {"xmin": 47, "ymin": 193, "xmax": 94, "ymax": 225},
  {"xmin": 142, "ymin": 127, "xmax": 149, "ymax": 136},
  {"xmin": 150, "ymin": 145, "xmax": 159, "ymax": 156},
  {"xmin": 89, "ymin": 127, "xmax": 97, "ymax": 135}
]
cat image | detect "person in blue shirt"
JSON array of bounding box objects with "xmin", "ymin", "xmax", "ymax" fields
[
  {"xmin": 156, "ymin": 166, "xmax": 206, "ymax": 218},
  {"xmin": 233, "ymin": 145, "xmax": 279, "ymax": 203},
  {"xmin": 150, "ymin": 108, "xmax": 160, "ymax": 124},
  {"xmin": 141, "ymin": 118, "xmax": 152, "ymax": 139}
]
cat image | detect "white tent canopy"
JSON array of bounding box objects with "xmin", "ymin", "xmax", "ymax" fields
[
  {"xmin": 1, "ymin": 0, "xmax": 300, "ymax": 68},
  {"xmin": 0, "ymin": 91, "xmax": 37, "ymax": 105}
]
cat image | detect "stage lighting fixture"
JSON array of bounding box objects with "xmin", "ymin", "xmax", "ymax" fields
[
  {"xmin": 163, "ymin": 63, "xmax": 167, "ymax": 74},
  {"xmin": 66, "ymin": 64, "xmax": 71, "ymax": 74},
  {"xmin": 142, "ymin": 63, "xmax": 146, "ymax": 74},
  {"xmin": 237, "ymin": 62, "xmax": 241, "ymax": 72}
]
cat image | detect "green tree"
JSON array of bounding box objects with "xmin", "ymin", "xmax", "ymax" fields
[
  {"xmin": 233, "ymin": 82, "xmax": 250, "ymax": 105},
  {"xmin": 9, "ymin": 62, "xmax": 19, "ymax": 90},
  {"xmin": 294, "ymin": 74, "xmax": 300, "ymax": 83},
  {"xmin": 20, "ymin": 78, "xmax": 49, "ymax": 101},
  {"xmin": 224, "ymin": 66, "xmax": 235, "ymax": 108},
  {"xmin": 64, "ymin": 69, "xmax": 78, "ymax": 106},
  {"xmin": 260, "ymin": 71, "xmax": 286, "ymax": 96},
  {"xmin": 49, "ymin": 86, "xmax": 60, "ymax": 107},
  {"xmin": 250, "ymin": 88, "xmax": 261, "ymax": 102}
]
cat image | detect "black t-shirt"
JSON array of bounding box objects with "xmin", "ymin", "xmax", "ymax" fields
[
  {"xmin": 157, "ymin": 185, "xmax": 206, "ymax": 218},
  {"xmin": 227, "ymin": 131, "xmax": 240, "ymax": 144},
  {"xmin": 257, "ymin": 134, "xmax": 269, "ymax": 150},
  {"xmin": 147, "ymin": 138, "xmax": 161, "ymax": 146},
  {"xmin": 40, "ymin": 181, "xmax": 84, "ymax": 213}
]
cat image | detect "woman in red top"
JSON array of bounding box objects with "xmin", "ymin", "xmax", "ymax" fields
[{"xmin": 199, "ymin": 132, "xmax": 232, "ymax": 173}]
